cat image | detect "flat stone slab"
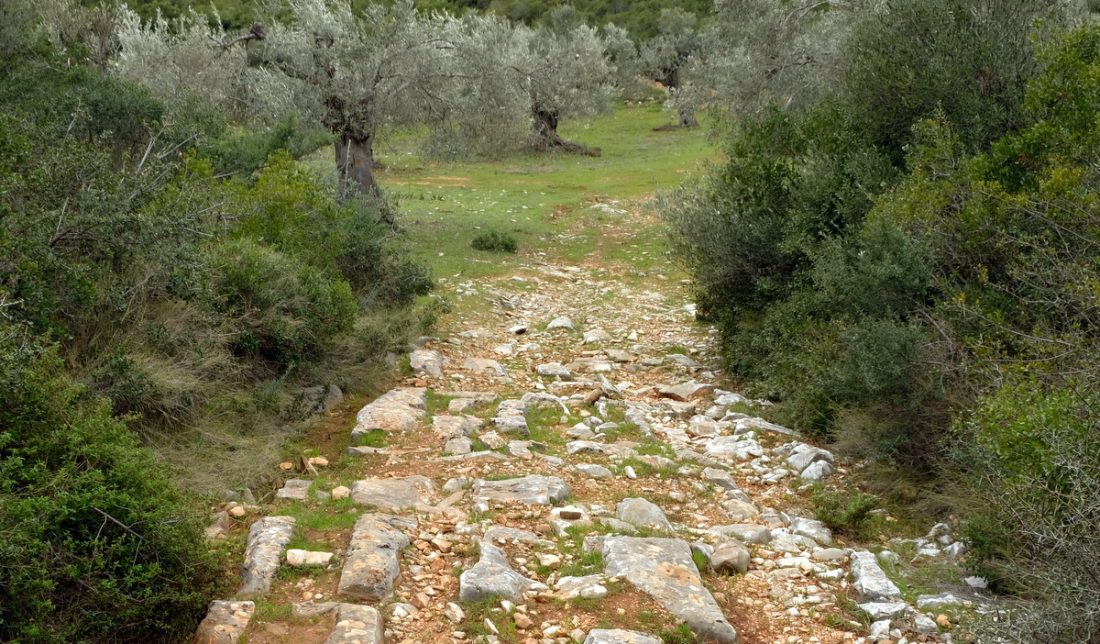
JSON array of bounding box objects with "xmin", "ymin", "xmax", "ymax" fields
[
  {"xmin": 325, "ymin": 604, "xmax": 384, "ymax": 644},
  {"xmin": 734, "ymin": 417, "xmax": 798, "ymax": 436},
  {"xmin": 352, "ymin": 388, "xmax": 426, "ymax": 436},
  {"xmin": 555, "ymin": 574, "xmax": 608, "ymax": 599},
  {"xmin": 584, "ymin": 629, "xmax": 661, "ymax": 644},
  {"xmin": 850, "ymin": 550, "xmax": 902, "ymax": 602},
  {"xmin": 338, "ymin": 514, "xmax": 414, "ymax": 601},
  {"xmin": 410, "ymin": 349, "xmax": 445, "ymax": 378},
  {"xmin": 484, "ymin": 526, "xmax": 553, "ymax": 546},
  {"xmin": 537, "ymin": 362, "xmax": 572, "ymax": 379},
  {"xmin": 472, "ymin": 475, "xmax": 570, "ymax": 506},
  {"xmin": 194, "ymin": 600, "xmax": 254, "ymax": 643},
  {"xmin": 463, "ymin": 358, "xmax": 508, "ymax": 377},
  {"xmin": 275, "ymin": 479, "xmax": 311, "ymax": 500},
  {"xmin": 617, "ymin": 498, "xmax": 671, "ymax": 531},
  {"xmin": 459, "ymin": 542, "xmax": 548, "ymax": 602},
  {"xmin": 446, "ymin": 391, "xmax": 498, "ymax": 413},
  {"xmin": 657, "ymin": 380, "xmax": 714, "ymax": 401},
  {"xmin": 705, "ymin": 437, "xmax": 764, "ymax": 460},
  {"xmin": 239, "ymin": 516, "xmax": 295, "ymax": 597},
  {"xmin": 575, "ymin": 463, "xmax": 613, "ymax": 479},
  {"xmin": 602, "ymin": 537, "xmax": 737, "ymax": 643},
  {"xmin": 433, "ymin": 414, "xmax": 482, "ymax": 438},
  {"xmin": 711, "ymin": 524, "xmax": 771, "ymax": 544},
  {"xmin": 350, "ymin": 477, "xmax": 435, "ymax": 512}
]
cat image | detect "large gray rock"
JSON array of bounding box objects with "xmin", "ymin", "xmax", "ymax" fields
[
  {"xmin": 491, "ymin": 411, "xmax": 530, "ymax": 436},
  {"xmin": 575, "ymin": 463, "xmax": 614, "ymax": 479},
  {"xmin": 275, "ymin": 479, "xmax": 311, "ymax": 501},
  {"xmin": 566, "ymin": 440, "xmax": 607, "ymax": 455},
  {"xmin": 463, "ymin": 358, "xmax": 508, "ymax": 378},
  {"xmin": 657, "ymin": 380, "xmax": 714, "ymax": 402},
  {"xmin": 733, "ymin": 417, "xmax": 798, "ymax": 437},
  {"xmin": 789, "ymin": 517, "xmax": 833, "ymax": 546},
  {"xmin": 352, "ymin": 388, "xmax": 426, "ymax": 437},
  {"xmin": 409, "ymin": 349, "xmax": 445, "ymax": 378},
  {"xmin": 711, "ymin": 524, "xmax": 771, "ymax": 545},
  {"xmin": 850, "ymin": 550, "xmax": 903, "ymax": 602},
  {"xmin": 555, "ymin": 574, "xmax": 609, "ymax": 599},
  {"xmin": 710, "ymin": 539, "xmax": 751, "ymax": 574},
  {"xmin": 459, "ymin": 542, "xmax": 548, "ymax": 602},
  {"xmin": 702, "ymin": 467, "xmax": 741, "ymax": 491},
  {"xmin": 239, "ymin": 516, "xmax": 295, "ymax": 596},
  {"xmin": 338, "ymin": 514, "xmax": 413, "ymax": 601},
  {"xmin": 705, "ymin": 437, "xmax": 764, "ymax": 460},
  {"xmin": 546, "ymin": 316, "xmax": 575, "ymax": 331},
  {"xmin": 194, "ymin": 600, "xmax": 254, "ymax": 644},
  {"xmin": 616, "ymin": 498, "xmax": 671, "ymax": 532},
  {"xmin": 602, "ymin": 537, "xmax": 737, "ymax": 643},
  {"xmin": 472, "ymin": 476, "xmax": 570, "ymax": 506},
  {"xmin": 584, "ymin": 629, "xmax": 661, "ymax": 644},
  {"xmin": 536, "ymin": 362, "xmax": 572, "ymax": 379},
  {"xmin": 800, "ymin": 460, "xmax": 835, "ymax": 481},
  {"xmin": 325, "ymin": 603, "xmax": 384, "ymax": 644},
  {"xmin": 786, "ymin": 443, "xmax": 834, "ymax": 473},
  {"xmin": 433, "ymin": 414, "xmax": 482, "ymax": 439},
  {"xmin": 721, "ymin": 499, "xmax": 759, "ymax": 522},
  {"xmin": 350, "ymin": 477, "xmax": 435, "ymax": 512},
  {"xmin": 447, "ymin": 391, "xmax": 498, "ymax": 414}
]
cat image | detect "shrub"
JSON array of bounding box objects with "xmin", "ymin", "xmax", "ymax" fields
[
  {"xmin": 960, "ymin": 379, "xmax": 1100, "ymax": 641},
  {"xmin": 471, "ymin": 230, "xmax": 519, "ymax": 253},
  {"xmin": 204, "ymin": 238, "xmax": 357, "ymax": 369},
  {"xmin": 812, "ymin": 488, "xmax": 880, "ymax": 538},
  {"xmin": 0, "ymin": 326, "xmax": 218, "ymax": 642}
]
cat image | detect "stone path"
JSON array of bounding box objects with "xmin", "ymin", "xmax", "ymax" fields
[{"xmin": 196, "ymin": 255, "xmax": 977, "ymax": 643}]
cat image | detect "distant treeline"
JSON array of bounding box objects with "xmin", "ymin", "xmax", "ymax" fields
[{"xmin": 82, "ymin": 0, "xmax": 713, "ymax": 37}]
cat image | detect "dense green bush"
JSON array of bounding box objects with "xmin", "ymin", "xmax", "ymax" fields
[
  {"xmin": 1, "ymin": 35, "xmax": 432, "ymax": 639},
  {"xmin": 205, "ymin": 238, "xmax": 357, "ymax": 368},
  {"xmin": 0, "ymin": 326, "xmax": 218, "ymax": 642},
  {"xmin": 471, "ymin": 230, "xmax": 519, "ymax": 253},
  {"xmin": 666, "ymin": 9, "xmax": 1100, "ymax": 636}
]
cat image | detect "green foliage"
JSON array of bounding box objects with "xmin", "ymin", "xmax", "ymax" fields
[
  {"xmin": 811, "ymin": 488, "xmax": 880, "ymax": 538},
  {"xmin": 668, "ymin": 12, "xmax": 1100, "ymax": 638},
  {"xmin": 471, "ymin": 230, "xmax": 519, "ymax": 253},
  {"xmin": 0, "ymin": 327, "xmax": 218, "ymax": 642},
  {"xmin": 202, "ymin": 114, "xmax": 332, "ymax": 179},
  {"xmin": 0, "ymin": 42, "xmax": 431, "ymax": 638},
  {"xmin": 204, "ymin": 238, "xmax": 357, "ymax": 367}
]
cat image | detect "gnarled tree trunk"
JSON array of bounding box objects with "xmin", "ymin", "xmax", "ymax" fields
[
  {"xmin": 335, "ymin": 132, "xmax": 378, "ymax": 199},
  {"xmin": 334, "ymin": 132, "xmax": 394, "ymax": 225},
  {"xmin": 532, "ymin": 109, "xmax": 600, "ymax": 156}
]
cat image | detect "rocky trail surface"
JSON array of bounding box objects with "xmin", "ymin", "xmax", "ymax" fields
[{"xmin": 195, "ymin": 230, "xmax": 980, "ymax": 643}]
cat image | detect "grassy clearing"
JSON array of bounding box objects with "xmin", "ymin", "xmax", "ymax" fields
[{"xmin": 304, "ymin": 103, "xmax": 714, "ymax": 291}]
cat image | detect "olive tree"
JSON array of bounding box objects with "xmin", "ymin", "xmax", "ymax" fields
[
  {"xmin": 677, "ymin": 0, "xmax": 863, "ymax": 118},
  {"xmin": 641, "ymin": 7, "xmax": 703, "ymax": 126},
  {"xmin": 439, "ymin": 13, "xmax": 616, "ymax": 156},
  {"xmin": 113, "ymin": 6, "xmax": 251, "ymax": 130},
  {"xmin": 253, "ymin": 0, "xmax": 457, "ymax": 200}
]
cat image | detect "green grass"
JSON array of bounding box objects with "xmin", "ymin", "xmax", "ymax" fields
[
  {"xmin": 425, "ymin": 390, "xmax": 456, "ymax": 417},
  {"xmin": 559, "ymin": 550, "xmax": 605, "ymax": 578},
  {"xmin": 281, "ymin": 499, "xmax": 360, "ymax": 532},
  {"xmin": 253, "ymin": 599, "xmax": 294, "ymax": 622},
  {"xmin": 354, "ymin": 428, "xmax": 387, "ymax": 448},
  {"xmin": 460, "ymin": 595, "xmax": 519, "ymax": 641},
  {"xmin": 692, "ymin": 548, "xmax": 709, "ymax": 572},
  {"xmin": 303, "ymin": 103, "xmax": 715, "ymax": 288},
  {"xmin": 618, "ymin": 456, "xmax": 680, "ymax": 479},
  {"xmin": 525, "ymin": 406, "xmax": 570, "ymax": 448},
  {"xmin": 634, "ymin": 441, "xmax": 677, "ymax": 459}
]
